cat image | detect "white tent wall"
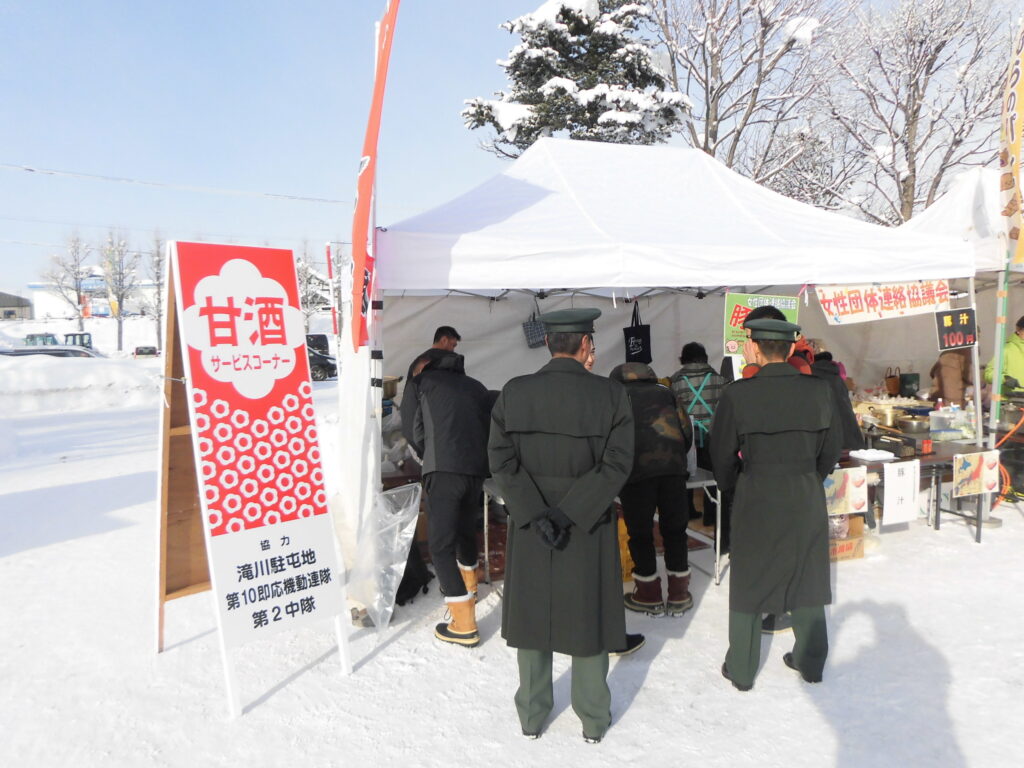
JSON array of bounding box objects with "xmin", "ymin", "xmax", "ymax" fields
[
  {"xmin": 381, "ymin": 287, "xmax": 1001, "ymax": 397},
  {"xmin": 383, "ymin": 292, "xmax": 725, "ymax": 390}
]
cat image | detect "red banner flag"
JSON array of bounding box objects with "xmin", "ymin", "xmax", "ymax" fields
[{"xmin": 351, "ymin": 0, "xmax": 401, "ymax": 350}]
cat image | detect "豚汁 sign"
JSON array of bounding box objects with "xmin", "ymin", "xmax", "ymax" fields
[
  {"xmin": 934, "ymin": 308, "xmax": 977, "ymax": 352},
  {"xmin": 171, "ymin": 242, "xmax": 344, "ymax": 647}
]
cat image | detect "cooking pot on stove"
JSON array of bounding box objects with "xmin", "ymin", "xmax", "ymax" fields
[
  {"xmin": 897, "ymin": 415, "xmax": 930, "ymax": 433},
  {"xmin": 869, "ymin": 406, "xmax": 898, "ymax": 428}
]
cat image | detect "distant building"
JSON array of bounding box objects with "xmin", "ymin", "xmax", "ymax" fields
[
  {"xmin": 0, "ymin": 291, "xmax": 32, "ymax": 320},
  {"xmin": 26, "ymin": 279, "xmax": 158, "ymax": 320}
]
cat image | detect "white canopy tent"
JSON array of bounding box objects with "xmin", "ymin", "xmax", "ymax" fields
[
  {"xmin": 377, "ymin": 138, "xmax": 974, "ymax": 291},
  {"xmin": 337, "ymin": 140, "xmax": 981, "ymax": 621},
  {"xmin": 900, "ymin": 167, "xmax": 1008, "ymax": 274},
  {"xmin": 375, "ymin": 137, "xmax": 977, "ymax": 391}
]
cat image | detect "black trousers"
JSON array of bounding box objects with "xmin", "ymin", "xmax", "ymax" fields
[
  {"xmin": 424, "ymin": 471, "xmax": 483, "ymax": 597},
  {"xmin": 619, "ymin": 474, "xmax": 689, "ymax": 576}
]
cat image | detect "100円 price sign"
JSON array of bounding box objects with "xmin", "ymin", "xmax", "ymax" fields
[
  {"xmin": 934, "ymin": 308, "xmax": 977, "ymax": 352},
  {"xmin": 171, "ymin": 241, "xmax": 345, "ymax": 651}
]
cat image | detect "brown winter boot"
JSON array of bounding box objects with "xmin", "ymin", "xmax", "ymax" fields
[
  {"xmin": 459, "ymin": 561, "xmax": 478, "ymax": 596},
  {"xmin": 624, "ymin": 572, "xmax": 665, "ymax": 616},
  {"xmin": 434, "ymin": 597, "xmax": 480, "ymax": 647},
  {"xmin": 666, "ymin": 569, "xmax": 693, "ymax": 616}
]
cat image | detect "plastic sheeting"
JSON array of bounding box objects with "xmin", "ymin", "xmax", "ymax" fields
[{"xmin": 346, "ymin": 483, "xmax": 422, "ymax": 640}]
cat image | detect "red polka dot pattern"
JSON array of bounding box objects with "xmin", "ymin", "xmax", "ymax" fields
[{"xmin": 193, "ymin": 380, "xmax": 327, "ymax": 536}]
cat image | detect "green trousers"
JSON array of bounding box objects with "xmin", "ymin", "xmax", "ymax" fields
[
  {"xmin": 515, "ymin": 649, "xmax": 611, "ymax": 738},
  {"xmin": 727, "ymin": 605, "xmax": 828, "ymax": 688}
]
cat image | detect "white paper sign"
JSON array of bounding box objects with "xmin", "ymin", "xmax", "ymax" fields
[
  {"xmin": 210, "ymin": 514, "xmax": 346, "ymax": 647},
  {"xmin": 883, "ymin": 460, "xmax": 920, "ymax": 525}
]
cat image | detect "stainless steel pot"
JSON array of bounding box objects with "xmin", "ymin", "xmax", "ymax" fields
[
  {"xmin": 897, "ymin": 416, "xmax": 930, "ymax": 433},
  {"xmin": 869, "ymin": 406, "xmax": 898, "ymax": 428}
]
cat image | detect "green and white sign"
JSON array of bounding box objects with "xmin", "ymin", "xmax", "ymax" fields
[{"xmin": 722, "ymin": 293, "xmax": 800, "ymax": 355}]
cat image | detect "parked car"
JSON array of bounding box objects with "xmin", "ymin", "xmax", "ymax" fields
[
  {"xmin": 306, "ymin": 333, "xmax": 330, "ymax": 356},
  {"xmin": 133, "ymin": 346, "xmax": 159, "ymax": 358},
  {"xmin": 24, "ymin": 333, "xmax": 59, "ymax": 346},
  {"xmin": 0, "ymin": 345, "xmax": 105, "ymax": 358},
  {"xmin": 308, "ymin": 348, "xmax": 337, "ymax": 381},
  {"xmin": 65, "ymin": 332, "xmax": 93, "ymax": 349}
]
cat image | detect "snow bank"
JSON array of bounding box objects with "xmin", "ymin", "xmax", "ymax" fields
[
  {"xmin": 0, "ymin": 355, "xmax": 162, "ymax": 413},
  {"xmin": 0, "ymin": 316, "xmax": 161, "ymax": 356}
]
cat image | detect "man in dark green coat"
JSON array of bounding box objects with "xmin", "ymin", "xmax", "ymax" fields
[
  {"xmin": 710, "ymin": 318, "xmax": 842, "ymax": 691},
  {"xmin": 488, "ymin": 308, "xmax": 634, "ymax": 743}
]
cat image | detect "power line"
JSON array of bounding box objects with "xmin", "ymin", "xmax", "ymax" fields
[
  {"xmin": 0, "ymin": 162, "xmax": 349, "ymax": 204},
  {"xmin": 0, "ymin": 216, "xmax": 347, "ymax": 248}
]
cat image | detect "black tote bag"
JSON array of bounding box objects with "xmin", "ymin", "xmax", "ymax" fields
[
  {"xmin": 521, "ymin": 298, "xmax": 547, "ymax": 348},
  {"xmin": 623, "ymin": 303, "xmax": 652, "ymax": 364}
]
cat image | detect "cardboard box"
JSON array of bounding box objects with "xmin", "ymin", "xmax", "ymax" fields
[
  {"xmin": 828, "ymin": 514, "xmax": 865, "ymax": 540},
  {"xmin": 829, "ymin": 536, "xmax": 864, "ymax": 562}
]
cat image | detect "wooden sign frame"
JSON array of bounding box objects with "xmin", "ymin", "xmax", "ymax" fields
[{"xmin": 156, "ymin": 262, "xmax": 210, "ymax": 652}]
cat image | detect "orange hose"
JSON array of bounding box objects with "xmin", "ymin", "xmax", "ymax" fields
[{"xmin": 992, "ymin": 408, "xmax": 1024, "ymax": 509}]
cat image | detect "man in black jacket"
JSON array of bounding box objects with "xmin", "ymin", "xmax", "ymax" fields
[
  {"xmin": 399, "ymin": 326, "xmax": 463, "ymax": 445},
  {"xmin": 407, "ymin": 350, "xmax": 491, "ymax": 647}
]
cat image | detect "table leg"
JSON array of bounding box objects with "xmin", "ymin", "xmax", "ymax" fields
[
  {"xmin": 933, "ymin": 469, "xmax": 941, "ymax": 531},
  {"xmin": 974, "ymin": 494, "xmax": 983, "ymax": 544}
]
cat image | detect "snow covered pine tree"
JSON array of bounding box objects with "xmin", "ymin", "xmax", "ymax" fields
[{"xmin": 463, "ymin": 0, "xmax": 690, "ymax": 157}]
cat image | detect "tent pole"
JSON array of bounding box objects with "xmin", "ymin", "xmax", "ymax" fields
[
  {"xmin": 969, "ymin": 275, "xmax": 984, "ymax": 448},
  {"xmin": 986, "ymin": 253, "xmax": 1013, "ymax": 449}
]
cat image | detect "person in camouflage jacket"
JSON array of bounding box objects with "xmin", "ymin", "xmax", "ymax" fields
[
  {"xmin": 610, "ymin": 362, "xmax": 694, "ymax": 617},
  {"xmin": 670, "ymin": 342, "xmax": 731, "ymax": 547}
]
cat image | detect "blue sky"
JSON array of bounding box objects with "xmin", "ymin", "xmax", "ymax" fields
[{"xmin": 0, "ymin": 0, "xmax": 543, "ymax": 294}]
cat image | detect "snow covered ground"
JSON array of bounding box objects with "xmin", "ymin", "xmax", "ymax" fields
[{"xmin": 1, "ymin": 357, "xmax": 1022, "ymax": 767}]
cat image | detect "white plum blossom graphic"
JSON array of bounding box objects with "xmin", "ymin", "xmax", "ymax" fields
[{"xmin": 181, "ymin": 259, "xmax": 306, "ymax": 399}]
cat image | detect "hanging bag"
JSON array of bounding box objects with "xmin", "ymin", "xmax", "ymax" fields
[
  {"xmin": 521, "ymin": 297, "xmax": 547, "ymax": 349},
  {"xmin": 884, "ymin": 366, "xmax": 901, "ymax": 396},
  {"xmin": 622, "ymin": 303, "xmax": 652, "ymax": 364}
]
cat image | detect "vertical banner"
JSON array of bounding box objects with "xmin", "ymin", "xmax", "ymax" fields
[
  {"xmin": 172, "ymin": 242, "xmax": 345, "ymax": 648},
  {"xmin": 722, "ymin": 293, "xmax": 799, "ymax": 356},
  {"xmin": 351, "ymin": 0, "xmax": 402, "ymax": 351},
  {"xmin": 1001, "ymin": 21, "xmax": 1024, "ymax": 267},
  {"xmin": 325, "ymin": 242, "xmax": 340, "ymax": 337},
  {"xmin": 882, "ymin": 460, "xmax": 920, "ymax": 525}
]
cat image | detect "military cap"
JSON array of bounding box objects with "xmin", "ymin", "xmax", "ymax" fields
[
  {"xmin": 745, "ymin": 317, "xmax": 801, "ymax": 341},
  {"xmin": 538, "ymin": 307, "xmax": 601, "ymax": 333}
]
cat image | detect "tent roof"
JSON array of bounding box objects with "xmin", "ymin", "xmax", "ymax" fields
[
  {"xmin": 899, "ymin": 167, "xmax": 1007, "ymax": 272},
  {"xmin": 377, "ymin": 138, "xmax": 973, "ymax": 291}
]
